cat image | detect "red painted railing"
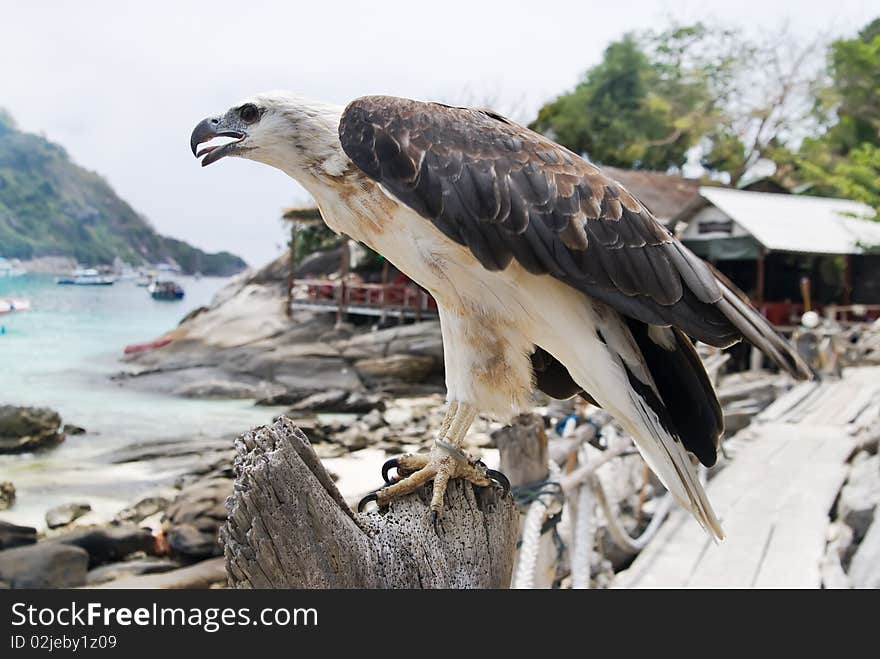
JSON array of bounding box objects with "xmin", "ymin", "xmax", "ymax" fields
[{"xmin": 294, "ymin": 278, "xmax": 437, "ymax": 317}]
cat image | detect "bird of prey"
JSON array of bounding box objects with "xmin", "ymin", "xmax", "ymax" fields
[{"xmin": 191, "ymin": 93, "xmax": 810, "ymax": 539}]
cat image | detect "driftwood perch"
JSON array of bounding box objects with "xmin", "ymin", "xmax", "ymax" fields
[{"xmin": 221, "ymin": 417, "xmax": 518, "ymax": 588}]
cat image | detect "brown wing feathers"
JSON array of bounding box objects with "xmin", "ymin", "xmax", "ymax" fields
[
  {"xmin": 342, "ymin": 97, "xmax": 735, "ymax": 347},
  {"xmin": 338, "ymin": 95, "xmax": 810, "ymax": 381}
]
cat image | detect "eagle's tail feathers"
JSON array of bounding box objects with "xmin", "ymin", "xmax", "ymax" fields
[{"xmin": 624, "ymin": 379, "xmax": 724, "ymax": 541}]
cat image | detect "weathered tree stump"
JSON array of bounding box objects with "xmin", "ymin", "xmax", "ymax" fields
[{"xmin": 221, "ymin": 417, "xmax": 517, "ymax": 588}]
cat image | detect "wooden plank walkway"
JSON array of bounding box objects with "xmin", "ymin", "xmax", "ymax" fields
[{"xmin": 613, "ymin": 366, "xmax": 879, "ymax": 589}]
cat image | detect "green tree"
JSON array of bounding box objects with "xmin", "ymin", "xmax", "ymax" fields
[
  {"xmin": 531, "ymin": 23, "xmax": 824, "ymax": 184},
  {"xmin": 818, "ymin": 18, "xmax": 880, "ymax": 155},
  {"xmin": 530, "ymin": 35, "xmax": 697, "ymax": 170},
  {"xmin": 790, "ymin": 18, "xmax": 880, "ymax": 214}
]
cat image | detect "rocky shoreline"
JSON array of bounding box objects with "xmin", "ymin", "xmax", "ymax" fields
[{"xmin": 114, "ymin": 252, "xmax": 446, "ymax": 405}]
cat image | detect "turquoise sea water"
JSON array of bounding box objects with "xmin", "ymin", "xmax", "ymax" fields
[{"xmin": 0, "ymin": 274, "xmax": 282, "ymax": 528}]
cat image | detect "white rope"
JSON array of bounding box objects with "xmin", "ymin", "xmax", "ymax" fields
[
  {"xmin": 513, "ymin": 421, "xmax": 686, "ymax": 587},
  {"xmin": 570, "ymin": 476, "xmax": 595, "ymax": 589},
  {"xmin": 511, "ymin": 461, "xmax": 562, "ymax": 590},
  {"xmin": 592, "ymin": 477, "xmax": 672, "ymax": 553},
  {"xmin": 566, "ymin": 426, "xmax": 673, "ymax": 565},
  {"xmin": 511, "ymin": 497, "xmax": 547, "ymax": 589}
]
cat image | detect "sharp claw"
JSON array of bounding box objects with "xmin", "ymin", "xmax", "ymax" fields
[
  {"xmin": 381, "ymin": 458, "xmax": 399, "ymax": 484},
  {"xmin": 358, "ymin": 492, "xmax": 379, "ymax": 513},
  {"xmin": 486, "ymin": 469, "xmax": 511, "ymax": 496}
]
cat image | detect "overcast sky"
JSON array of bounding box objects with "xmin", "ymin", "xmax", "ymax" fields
[{"xmin": 2, "ymin": 1, "xmax": 875, "ymax": 266}]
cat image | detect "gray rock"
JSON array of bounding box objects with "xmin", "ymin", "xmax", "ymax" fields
[
  {"xmin": 0, "ymin": 405, "xmax": 63, "ymax": 453},
  {"xmin": 0, "ymin": 520, "xmax": 37, "ymax": 550},
  {"xmin": 162, "ymin": 478, "xmax": 232, "ymax": 559},
  {"xmin": 289, "ymin": 389, "xmax": 349, "ymax": 412},
  {"xmin": 45, "ymin": 502, "xmax": 92, "ymax": 529},
  {"xmin": 837, "ymin": 452, "xmax": 880, "ymax": 540},
  {"xmin": 0, "ymin": 543, "xmax": 89, "ymax": 588},
  {"xmin": 86, "ymin": 557, "xmax": 181, "ymax": 585},
  {"xmin": 340, "ymin": 392, "xmax": 385, "ymax": 413},
  {"xmin": 848, "ymin": 516, "xmax": 880, "ymax": 588},
  {"xmin": 0, "ymin": 482, "xmax": 14, "ymax": 510},
  {"xmin": 338, "ymin": 321, "xmax": 443, "ymax": 360},
  {"xmin": 173, "ymin": 378, "xmax": 282, "ymax": 400},
  {"xmin": 383, "ymin": 406, "xmax": 414, "ymax": 427},
  {"xmin": 272, "ymin": 357, "xmax": 363, "ymax": 392},
  {"xmin": 355, "ymin": 354, "xmax": 437, "ymax": 383},
  {"xmin": 50, "ymin": 524, "xmax": 156, "ymax": 566},
  {"xmin": 820, "ymin": 522, "xmax": 853, "ymax": 589},
  {"xmin": 254, "ymin": 390, "xmax": 316, "ymax": 406},
  {"xmin": 360, "ymin": 408, "xmax": 385, "ymax": 431},
  {"xmin": 62, "ymin": 424, "xmax": 86, "ymax": 435},
  {"xmin": 115, "ymin": 492, "xmax": 176, "ymax": 524},
  {"xmin": 287, "ymin": 389, "xmax": 384, "ymax": 414}
]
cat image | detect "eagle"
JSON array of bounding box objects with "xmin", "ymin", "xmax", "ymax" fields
[{"xmin": 191, "ymin": 93, "xmax": 810, "ymax": 540}]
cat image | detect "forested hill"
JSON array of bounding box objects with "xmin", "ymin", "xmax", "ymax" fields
[{"xmin": 0, "ymin": 109, "xmax": 246, "ymax": 275}]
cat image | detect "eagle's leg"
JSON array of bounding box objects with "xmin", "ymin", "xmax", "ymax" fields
[{"xmin": 359, "ymin": 401, "xmax": 508, "ymax": 527}]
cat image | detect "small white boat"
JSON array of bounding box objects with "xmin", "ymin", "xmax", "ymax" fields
[
  {"xmin": 0, "ymin": 297, "xmax": 31, "ymax": 314},
  {"xmin": 57, "ymin": 268, "xmax": 115, "ymax": 286}
]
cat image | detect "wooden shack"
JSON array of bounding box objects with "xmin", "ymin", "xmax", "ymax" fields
[{"xmin": 674, "ymin": 188, "xmax": 880, "ymax": 326}]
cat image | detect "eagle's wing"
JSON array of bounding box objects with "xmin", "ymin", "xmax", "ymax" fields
[{"xmin": 339, "ymin": 96, "xmax": 809, "ymax": 379}]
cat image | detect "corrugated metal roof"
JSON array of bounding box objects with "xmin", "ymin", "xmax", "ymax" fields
[{"xmin": 696, "ymin": 187, "xmax": 880, "ymax": 255}]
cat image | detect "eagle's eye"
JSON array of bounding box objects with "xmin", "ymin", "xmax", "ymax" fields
[{"xmin": 239, "ymin": 104, "xmax": 259, "ymax": 124}]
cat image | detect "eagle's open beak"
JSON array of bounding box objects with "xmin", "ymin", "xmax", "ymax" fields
[{"xmin": 190, "ymin": 117, "xmax": 246, "ymax": 167}]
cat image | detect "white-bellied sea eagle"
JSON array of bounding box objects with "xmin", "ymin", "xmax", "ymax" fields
[{"xmin": 191, "ymin": 93, "xmax": 811, "ymax": 540}]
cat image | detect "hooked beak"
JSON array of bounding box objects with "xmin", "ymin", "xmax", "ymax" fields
[{"xmin": 190, "ymin": 117, "xmax": 247, "ymax": 167}]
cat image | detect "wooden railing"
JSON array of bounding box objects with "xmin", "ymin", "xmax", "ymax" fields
[{"xmin": 291, "ymin": 278, "xmax": 438, "ymax": 320}]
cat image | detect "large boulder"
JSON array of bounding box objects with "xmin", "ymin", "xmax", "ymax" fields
[
  {"xmin": 354, "ymin": 354, "xmax": 437, "ymax": 383},
  {"xmin": 45, "ymin": 502, "xmax": 92, "ymax": 529},
  {"xmin": 0, "ymin": 543, "xmax": 89, "ymax": 588},
  {"xmin": 0, "ymin": 520, "xmax": 37, "ymax": 550},
  {"xmin": 0, "ymin": 405, "xmax": 63, "ymax": 453},
  {"xmin": 162, "ymin": 478, "xmax": 232, "ymax": 560},
  {"xmin": 49, "ymin": 524, "xmax": 157, "ymax": 567}
]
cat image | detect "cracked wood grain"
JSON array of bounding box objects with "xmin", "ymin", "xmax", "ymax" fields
[{"xmin": 221, "ymin": 416, "xmax": 518, "ymax": 588}]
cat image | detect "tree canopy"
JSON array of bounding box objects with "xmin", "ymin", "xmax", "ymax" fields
[
  {"xmin": 529, "ymin": 21, "xmax": 838, "ymax": 188},
  {"xmin": 530, "ymin": 33, "xmax": 701, "ymax": 170},
  {"xmin": 789, "ymin": 19, "xmax": 880, "ymax": 214}
]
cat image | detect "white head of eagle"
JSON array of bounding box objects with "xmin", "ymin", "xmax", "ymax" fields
[
  {"xmin": 191, "ymin": 91, "xmax": 811, "ymax": 540},
  {"xmin": 191, "ymin": 91, "xmax": 349, "ymax": 179}
]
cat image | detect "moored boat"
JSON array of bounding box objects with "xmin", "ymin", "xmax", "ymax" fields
[
  {"xmin": 148, "ymin": 280, "xmax": 184, "ymax": 300},
  {"xmin": 57, "ymin": 268, "xmax": 115, "ymax": 286}
]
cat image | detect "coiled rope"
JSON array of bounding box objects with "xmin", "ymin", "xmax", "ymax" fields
[{"xmin": 512, "ymin": 422, "xmax": 682, "ymax": 589}]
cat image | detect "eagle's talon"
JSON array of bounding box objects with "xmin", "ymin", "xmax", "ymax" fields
[
  {"xmin": 357, "ymin": 492, "xmax": 379, "ymax": 513},
  {"xmin": 485, "ymin": 469, "xmax": 511, "ymax": 496},
  {"xmin": 381, "ymin": 458, "xmax": 399, "ymax": 484}
]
